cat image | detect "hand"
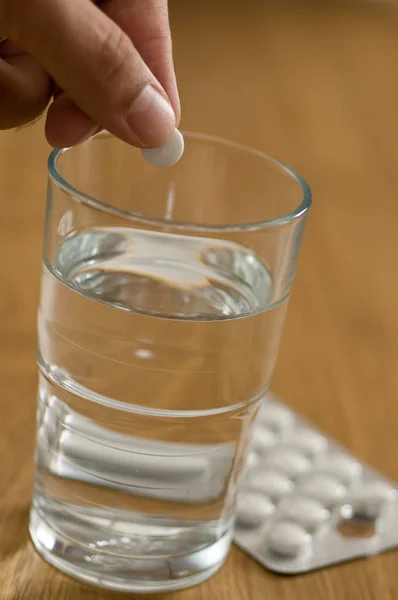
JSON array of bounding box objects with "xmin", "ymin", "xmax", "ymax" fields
[{"xmin": 0, "ymin": 0, "xmax": 180, "ymax": 148}]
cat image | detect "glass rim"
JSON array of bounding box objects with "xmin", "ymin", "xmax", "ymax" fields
[{"xmin": 48, "ymin": 131, "xmax": 312, "ymax": 233}]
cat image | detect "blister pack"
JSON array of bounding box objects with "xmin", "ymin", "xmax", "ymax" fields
[{"xmin": 234, "ymin": 393, "xmax": 398, "ymax": 573}]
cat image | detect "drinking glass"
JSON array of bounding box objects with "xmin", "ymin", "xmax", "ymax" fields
[{"xmin": 30, "ymin": 132, "xmax": 311, "ymax": 592}]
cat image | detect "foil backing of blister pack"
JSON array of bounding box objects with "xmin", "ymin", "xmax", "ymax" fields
[{"xmin": 234, "ymin": 393, "xmax": 398, "ymax": 574}]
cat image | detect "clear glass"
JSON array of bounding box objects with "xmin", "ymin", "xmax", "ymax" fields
[{"xmin": 29, "ymin": 132, "xmax": 311, "ymax": 592}]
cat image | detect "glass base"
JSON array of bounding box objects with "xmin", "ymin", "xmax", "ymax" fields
[{"xmin": 29, "ymin": 507, "xmax": 231, "ymax": 593}]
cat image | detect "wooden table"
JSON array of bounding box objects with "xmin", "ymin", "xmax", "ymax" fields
[{"xmin": 1, "ymin": 1, "xmax": 398, "ymax": 598}]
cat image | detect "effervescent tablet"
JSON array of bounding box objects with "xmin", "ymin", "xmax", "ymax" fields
[{"xmin": 141, "ymin": 129, "xmax": 184, "ymax": 167}]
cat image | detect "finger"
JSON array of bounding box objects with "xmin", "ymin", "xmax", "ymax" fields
[
  {"xmin": 47, "ymin": 0, "xmax": 180, "ymax": 148},
  {"xmin": 0, "ymin": 40, "xmax": 51, "ymax": 129},
  {"xmin": 47, "ymin": 83, "xmax": 100, "ymax": 146},
  {"xmin": 100, "ymin": 0, "xmax": 180, "ymax": 124},
  {"xmin": 5, "ymin": 0, "xmax": 176, "ymax": 148},
  {"xmin": 45, "ymin": 92, "xmax": 99, "ymax": 147},
  {"xmin": 47, "ymin": 82, "xmax": 100, "ymax": 147}
]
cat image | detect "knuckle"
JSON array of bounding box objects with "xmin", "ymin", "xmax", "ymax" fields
[
  {"xmin": 97, "ymin": 27, "xmax": 134, "ymax": 88},
  {"xmin": 0, "ymin": 61, "xmax": 51, "ymax": 128},
  {"xmin": 141, "ymin": 32, "xmax": 171, "ymax": 57},
  {"xmin": 24, "ymin": 86, "xmax": 51, "ymax": 117},
  {"xmin": 0, "ymin": 96, "xmax": 46, "ymax": 129}
]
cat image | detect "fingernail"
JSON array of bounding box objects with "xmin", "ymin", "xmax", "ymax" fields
[{"xmin": 127, "ymin": 85, "xmax": 175, "ymax": 146}]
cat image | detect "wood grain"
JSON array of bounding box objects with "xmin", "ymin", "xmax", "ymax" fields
[{"xmin": 1, "ymin": 1, "xmax": 398, "ymax": 598}]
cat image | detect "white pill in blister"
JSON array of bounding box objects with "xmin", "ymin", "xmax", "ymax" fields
[
  {"xmin": 349, "ymin": 480, "xmax": 398, "ymax": 520},
  {"xmin": 141, "ymin": 128, "xmax": 184, "ymax": 167},
  {"xmin": 258, "ymin": 403, "xmax": 295, "ymax": 434},
  {"xmin": 249, "ymin": 471, "xmax": 294, "ymax": 499},
  {"xmin": 266, "ymin": 521, "xmax": 311, "ymax": 558},
  {"xmin": 319, "ymin": 453, "xmax": 362, "ymax": 484},
  {"xmin": 299, "ymin": 474, "xmax": 346, "ymax": 505},
  {"xmin": 266, "ymin": 449, "xmax": 312, "ymax": 479},
  {"xmin": 280, "ymin": 496, "xmax": 329, "ymax": 530},
  {"xmin": 252, "ymin": 426, "xmax": 278, "ymax": 454},
  {"xmin": 236, "ymin": 491, "xmax": 275, "ymax": 527},
  {"xmin": 247, "ymin": 451, "xmax": 260, "ymax": 470},
  {"xmin": 357, "ymin": 480, "xmax": 398, "ymax": 504},
  {"xmin": 289, "ymin": 429, "xmax": 328, "ymax": 456}
]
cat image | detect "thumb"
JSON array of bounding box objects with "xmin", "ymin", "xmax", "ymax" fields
[{"xmin": 3, "ymin": 0, "xmax": 176, "ymax": 147}]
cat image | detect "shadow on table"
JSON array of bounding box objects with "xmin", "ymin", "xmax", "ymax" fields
[
  {"xmin": 0, "ymin": 505, "xmax": 30, "ymax": 561},
  {"xmin": 0, "ymin": 506, "xmax": 191, "ymax": 600},
  {"xmin": 16, "ymin": 580, "xmax": 179, "ymax": 600}
]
